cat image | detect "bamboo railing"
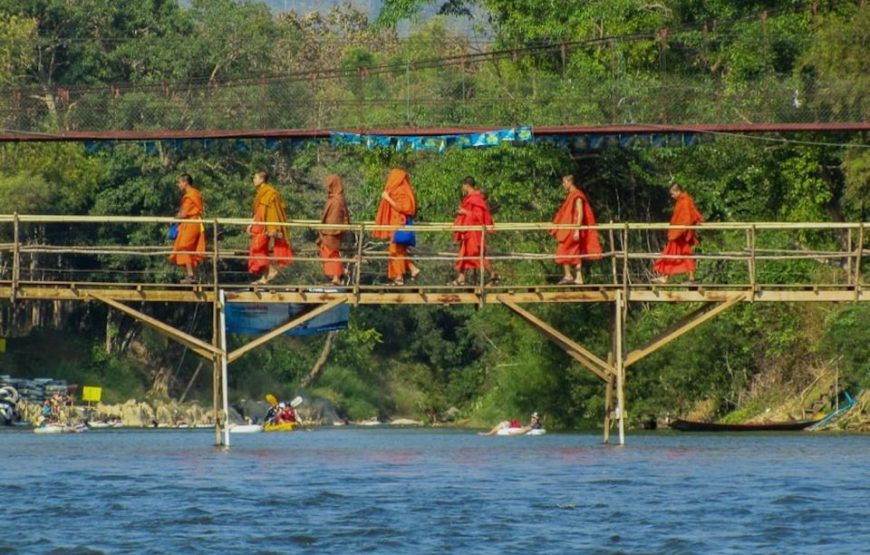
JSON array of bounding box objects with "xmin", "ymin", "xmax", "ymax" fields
[{"xmin": 0, "ymin": 215, "xmax": 866, "ymax": 304}]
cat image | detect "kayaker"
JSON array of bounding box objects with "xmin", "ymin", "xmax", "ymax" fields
[{"xmin": 276, "ymin": 402, "xmax": 298, "ymax": 424}]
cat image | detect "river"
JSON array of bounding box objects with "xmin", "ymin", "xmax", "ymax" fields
[{"xmin": 1, "ymin": 428, "xmax": 867, "ymax": 554}]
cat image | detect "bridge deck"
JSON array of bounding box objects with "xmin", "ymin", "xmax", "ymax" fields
[{"xmin": 1, "ymin": 281, "xmax": 864, "ymax": 304}]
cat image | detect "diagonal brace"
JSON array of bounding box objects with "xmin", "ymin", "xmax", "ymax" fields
[
  {"xmin": 89, "ymin": 293, "xmax": 220, "ymax": 361},
  {"xmin": 227, "ymin": 298, "xmax": 346, "ymax": 363},
  {"xmin": 498, "ymin": 295, "xmax": 612, "ymax": 381},
  {"xmin": 625, "ymin": 295, "xmax": 744, "ymax": 368}
]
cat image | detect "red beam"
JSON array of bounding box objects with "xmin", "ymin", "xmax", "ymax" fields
[{"xmin": 0, "ymin": 122, "xmax": 866, "ymax": 142}]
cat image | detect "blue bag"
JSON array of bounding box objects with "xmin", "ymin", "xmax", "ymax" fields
[
  {"xmin": 167, "ymin": 223, "xmax": 179, "ymax": 240},
  {"xmin": 393, "ymin": 216, "xmax": 416, "ymax": 247}
]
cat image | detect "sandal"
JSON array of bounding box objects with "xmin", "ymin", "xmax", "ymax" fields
[
  {"xmin": 410, "ymin": 269, "xmax": 421, "ymax": 283},
  {"xmin": 448, "ymin": 279, "xmax": 466, "ymax": 286},
  {"xmin": 390, "ymin": 279, "xmax": 404, "ymax": 286},
  {"xmin": 486, "ymin": 274, "xmax": 501, "ymax": 285},
  {"xmin": 557, "ymin": 277, "xmax": 574, "ymax": 285},
  {"xmin": 179, "ymin": 276, "xmax": 198, "ymax": 284}
]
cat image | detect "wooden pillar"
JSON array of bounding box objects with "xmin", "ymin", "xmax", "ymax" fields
[
  {"xmin": 615, "ymin": 289, "xmax": 626, "ymax": 445},
  {"xmin": 11, "ymin": 212, "xmax": 19, "ymax": 303},
  {"xmin": 212, "ymin": 293, "xmax": 222, "ymax": 446},
  {"xmin": 603, "ymin": 353, "xmax": 613, "ymax": 444}
]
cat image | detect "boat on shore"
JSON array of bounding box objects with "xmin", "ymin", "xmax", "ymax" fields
[{"xmin": 670, "ymin": 419, "xmax": 819, "ymax": 432}]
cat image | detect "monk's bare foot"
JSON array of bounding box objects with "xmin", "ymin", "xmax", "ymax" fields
[
  {"xmin": 573, "ymin": 275, "xmax": 584, "ymax": 285},
  {"xmin": 650, "ymin": 276, "xmax": 667, "ymax": 284},
  {"xmin": 263, "ymin": 266, "xmax": 279, "ymax": 283}
]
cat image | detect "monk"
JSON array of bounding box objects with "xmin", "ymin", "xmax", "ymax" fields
[
  {"xmin": 318, "ymin": 174, "xmax": 350, "ymax": 285},
  {"xmin": 168, "ymin": 173, "xmax": 206, "ymax": 284},
  {"xmin": 549, "ymin": 175, "xmax": 601, "ymax": 285},
  {"xmin": 372, "ymin": 168, "xmax": 420, "ymax": 286},
  {"xmin": 247, "ymin": 170, "xmax": 293, "ymax": 285},
  {"xmin": 652, "ymin": 183, "xmax": 703, "ymax": 283},
  {"xmin": 451, "ymin": 176, "xmax": 499, "ymax": 285}
]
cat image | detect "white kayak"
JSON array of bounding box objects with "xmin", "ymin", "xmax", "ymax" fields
[
  {"xmin": 34, "ymin": 424, "xmax": 88, "ymax": 434},
  {"xmin": 496, "ymin": 427, "xmax": 546, "ymax": 436},
  {"xmin": 229, "ymin": 424, "xmax": 263, "ymax": 434}
]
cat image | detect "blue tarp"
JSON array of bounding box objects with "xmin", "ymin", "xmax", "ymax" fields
[{"xmin": 225, "ymin": 302, "xmax": 349, "ymax": 336}]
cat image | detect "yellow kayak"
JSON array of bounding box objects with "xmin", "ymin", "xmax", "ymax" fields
[{"xmin": 263, "ymin": 421, "xmax": 297, "ymax": 432}]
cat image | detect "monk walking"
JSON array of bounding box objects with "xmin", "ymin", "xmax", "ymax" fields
[
  {"xmin": 373, "ymin": 168, "xmax": 420, "ymax": 286},
  {"xmin": 652, "ymin": 183, "xmax": 703, "ymax": 283},
  {"xmin": 451, "ymin": 176, "xmax": 499, "ymax": 286},
  {"xmin": 549, "ymin": 175, "xmax": 601, "ymax": 284},
  {"xmin": 247, "ymin": 170, "xmax": 292, "ymax": 285},
  {"xmin": 168, "ymin": 173, "xmax": 206, "ymax": 284},
  {"xmin": 318, "ymin": 174, "xmax": 350, "ymax": 285}
]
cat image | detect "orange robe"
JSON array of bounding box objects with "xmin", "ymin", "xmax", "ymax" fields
[
  {"xmin": 248, "ymin": 183, "xmax": 293, "ymax": 275},
  {"xmin": 319, "ymin": 175, "xmax": 350, "ymax": 279},
  {"xmin": 168, "ymin": 187, "xmax": 206, "ymax": 267},
  {"xmin": 653, "ymin": 192, "xmax": 703, "ymax": 275},
  {"xmin": 549, "ymin": 188, "xmax": 601, "ymax": 266},
  {"xmin": 373, "ymin": 169, "xmax": 416, "ymax": 280},
  {"xmin": 453, "ymin": 190, "xmax": 494, "ymax": 271}
]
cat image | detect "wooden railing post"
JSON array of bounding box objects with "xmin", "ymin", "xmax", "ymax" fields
[
  {"xmin": 478, "ymin": 224, "xmax": 486, "ymax": 294},
  {"xmin": 856, "ymin": 223, "xmax": 864, "ymax": 302},
  {"xmin": 609, "ymin": 220, "xmax": 618, "ymax": 285},
  {"xmin": 749, "ymin": 225, "xmax": 757, "ymax": 298},
  {"xmin": 846, "ymin": 227, "xmax": 853, "ymax": 284},
  {"xmin": 353, "ymin": 223, "xmax": 364, "ymax": 302},
  {"xmin": 621, "ymin": 223, "xmax": 630, "ymax": 299},
  {"xmin": 211, "ymin": 219, "xmax": 219, "ymax": 292},
  {"xmin": 11, "ymin": 212, "xmax": 19, "ymax": 303}
]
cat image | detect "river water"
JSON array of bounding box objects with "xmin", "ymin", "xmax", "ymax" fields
[{"xmin": 1, "ymin": 428, "xmax": 867, "ymax": 554}]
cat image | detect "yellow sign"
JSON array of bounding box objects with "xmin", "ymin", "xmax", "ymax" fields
[
  {"xmin": 0, "ymin": 338, "xmax": 5, "ymax": 353},
  {"xmin": 81, "ymin": 386, "xmax": 102, "ymax": 403}
]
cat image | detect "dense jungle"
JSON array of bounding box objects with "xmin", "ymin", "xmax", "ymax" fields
[{"xmin": 0, "ymin": 0, "xmax": 867, "ymax": 428}]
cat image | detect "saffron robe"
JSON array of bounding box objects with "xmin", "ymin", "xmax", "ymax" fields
[
  {"xmin": 453, "ymin": 190, "xmax": 494, "ymax": 271},
  {"xmin": 319, "ymin": 175, "xmax": 350, "ymax": 278},
  {"xmin": 169, "ymin": 186, "xmax": 206, "ymax": 267},
  {"xmin": 549, "ymin": 188, "xmax": 601, "ymax": 266},
  {"xmin": 373, "ymin": 169, "xmax": 417, "ymax": 279},
  {"xmin": 653, "ymin": 192, "xmax": 703, "ymax": 275},
  {"xmin": 248, "ymin": 183, "xmax": 293, "ymax": 275}
]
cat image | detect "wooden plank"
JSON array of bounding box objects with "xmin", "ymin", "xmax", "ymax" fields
[
  {"xmin": 227, "ymin": 298, "xmax": 346, "ymax": 363},
  {"xmin": 1, "ymin": 284, "xmax": 867, "ymax": 304},
  {"xmin": 498, "ymin": 295, "xmax": 612, "ymax": 380},
  {"xmin": 624, "ymin": 295, "xmax": 744, "ymax": 368},
  {"xmin": 89, "ymin": 293, "xmax": 220, "ymax": 361}
]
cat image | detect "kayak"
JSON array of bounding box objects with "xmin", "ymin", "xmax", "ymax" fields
[
  {"xmin": 229, "ymin": 424, "xmax": 263, "ymax": 434},
  {"xmin": 263, "ymin": 422, "xmax": 297, "ymax": 432},
  {"xmin": 496, "ymin": 427, "xmax": 546, "ymax": 436},
  {"xmin": 34, "ymin": 423, "xmax": 88, "ymax": 434}
]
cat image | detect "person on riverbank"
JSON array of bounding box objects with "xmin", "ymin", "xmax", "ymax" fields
[
  {"xmin": 373, "ymin": 168, "xmax": 420, "ymax": 286},
  {"xmin": 168, "ymin": 173, "xmax": 206, "ymax": 284},
  {"xmin": 318, "ymin": 174, "xmax": 350, "ymax": 286},
  {"xmin": 550, "ymin": 175, "xmax": 601, "ymax": 285},
  {"xmin": 248, "ymin": 170, "xmax": 292, "ymax": 285},
  {"xmin": 450, "ymin": 176, "xmax": 499, "ymax": 286},
  {"xmin": 652, "ymin": 183, "xmax": 703, "ymax": 283}
]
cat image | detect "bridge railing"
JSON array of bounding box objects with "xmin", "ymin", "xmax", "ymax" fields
[{"xmin": 0, "ymin": 215, "xmax": 866, "ymax": 295}]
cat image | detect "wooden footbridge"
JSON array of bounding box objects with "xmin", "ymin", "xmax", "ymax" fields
[{"xmin": 2, "ymin": 215, "xmax": 866, "ymax": 446}]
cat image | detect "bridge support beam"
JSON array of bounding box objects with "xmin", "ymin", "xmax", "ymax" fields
[
  {"xmin": 624, "ymin": 295, "xmax": 744, "ymax": 368},
  {"xmin": 497, "ymin": 296, "xmax": 613, "ymax": 381}
]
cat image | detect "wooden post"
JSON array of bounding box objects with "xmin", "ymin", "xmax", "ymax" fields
[
  {"xmin": 218, "ymin": 289, "xmax": 230, "ymax": 447},
  {"xmin": 478, "ymin": 224, "xmax": 486, "ymax": 295},
  {"xmin": 11, "ymin": 212, "xmax": 19, "ymax": 303},
  {"xmin": 846, "ymin": 228, "xmax": 853, "ymax": 283},
  {"xmin": 856, "ymin": 223, "xmax": 864, "ymax": 303},
  {"xmin": 211, "ymin": 218, "xmax": 222, "ymax": 446},
  {"xmin": 621, "ymin": 224, "xmax": 629, "ymax": 299},
  {"xmin": 353, "ymin": 223, "xmax": 364, "ymax": 303},
  {"xmin": 748, "ymin": 225, "xmax": 757, "ymax": 298},
  {"xmin": 609, "ymin": 221, "xmax": 618, "ymax": 285},
  {"xmin": 603, "ymin": 353, "xmax": 613, "ymax": 444},
  {"xmin": 615, "ymin": 289, "xmax": 626, "ymax": 445}
]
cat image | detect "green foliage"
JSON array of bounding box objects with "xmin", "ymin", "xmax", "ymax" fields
[{"xmin": 820, "ymin": 305, "xmax": 870, "ymax": 389}]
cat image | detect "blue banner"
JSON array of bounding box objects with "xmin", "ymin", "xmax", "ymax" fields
[
  {"xmin": 330, "ymin": 126, "xmax": 533, "ymax": 152},
  {"xmin": 225, "ymin": 302, "xmax": 349, "ymax": 336}
]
